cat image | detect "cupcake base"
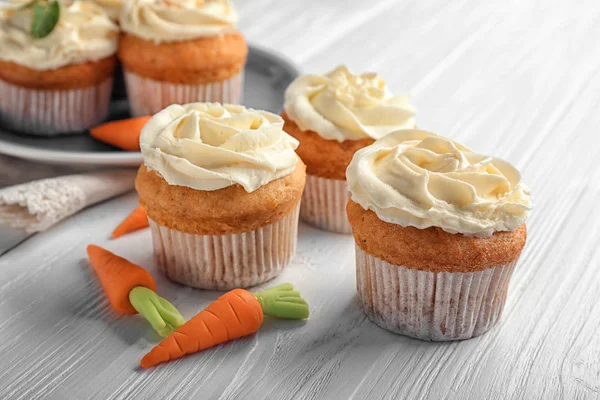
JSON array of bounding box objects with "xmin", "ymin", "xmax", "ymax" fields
[
  {"xmin": 124, "ymin": 70, "xmax": 244, "ymax": 117},
  {"xmin": 300, "ymin": 174, "xmax": 351, "ymax": 234},
  {"xmin": 0, "ymin": 78, "xmax": 113, "ymax": 136},
  {"xmin": 149, "ymin": 204, "xmax": 300, "ymax": 290},
  {"xmin": 355, "ymin": 245, "xmax": 518, "ymax": 341}
]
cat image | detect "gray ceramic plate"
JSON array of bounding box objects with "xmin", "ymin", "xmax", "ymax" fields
[{"xmin": 0, "ymin": 45, "xmax": 300, "ymax": 166}]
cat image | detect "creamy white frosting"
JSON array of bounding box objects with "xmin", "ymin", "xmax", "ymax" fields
[
  {"xmin": 284, "ymin": 65, "xmax": 416, "ymax": 142},
  {"xmin": 0, "ymin": 0, "xmax": 31, "ymax": 9},
  {"xmin": 140, "ymin": 103, "xmax": 300, "ymax": 193},
  {"xmin": 347, "ymin": 129, "xmax": 532, "ymax": 237},
  {"xmin": 94, "ymin": 0, "xmax": 124, "ymax": 20},
  {"xmin": 120, "ymin": 0, "xmax": 238, "ymax": 43},
  {"xmin": 0, "ymin": 1, "xmax": 118, "ymax": 70}
]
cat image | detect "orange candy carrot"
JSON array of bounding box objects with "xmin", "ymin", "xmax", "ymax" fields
[
  {"xmin": 90, "ymin": 116, "xmax": 151, "ymax": 151},
  {"xmin": 112, "ymin": 206, "xmax": 149, "ymax": 239},
  {"xmin": 140, "ymin": 283, "xmax": 309, "ymax": 368},
  {"xmin": 87, "ymin": 245, "xmax": 156, "ymax": 314},
  {"xmin": 141, "ymin": 289, "xmax": 263, "ymax": 368}
]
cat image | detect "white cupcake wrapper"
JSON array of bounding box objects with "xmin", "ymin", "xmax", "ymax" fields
[
  {"xmin": 149, "ymin": 203, "xmax": 300, "ymax": 290},
  {"xmin": 123, "ymin": 70, "xmax": 244, "ymax": 116},
  {"xmin": 355, "ymin": 245, "xmax": 519, "ymax": 341},
  {"xmin": 300, "ymin": 174, "xmax": 352, "ymax": 234},
  {"xmin": 0, "ymin": 78, "xmax": 113, "ymax": 136}
]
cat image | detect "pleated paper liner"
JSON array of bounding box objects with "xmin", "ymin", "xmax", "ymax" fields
[
  {"xmin": 300, "ymin": 174, "xmax": 352, "ymax": 234},
  {"xmin": 355, "ymin": 244, "xmax": 519, "ymax": 341},
  {"xmin": 149, "ymin": 203, "xmax": 300, "ymax": 290},
  {"xmin": 124, "ymin": 70, "xmax": 244, "ymax": 117},
  {"xmin": 0, "ymin": 78, "xmax": 113, "ymax": 136}
]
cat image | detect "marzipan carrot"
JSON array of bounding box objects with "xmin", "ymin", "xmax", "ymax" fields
[
  {"xmin": 87, "ymin": 245, "xmax": 185, "ymax": 337},
  {"xmin": 141, "ymin": 283, "xmax": 309, "ymax": 368},
  {"xmin": 112, "ymin": 206, "xmax": 149, "ymax": 239},
  {"xmin": 90, "ymin": 116, "xmax": 151, "ymax": 151},
  {"xmin": 87, "ymin": 245, "xmax": 156, "ymax": 314}
]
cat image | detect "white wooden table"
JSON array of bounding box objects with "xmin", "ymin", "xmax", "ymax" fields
[{"xmin": 2, "ymin": 1, "xmax": 600, "ymax": 399}]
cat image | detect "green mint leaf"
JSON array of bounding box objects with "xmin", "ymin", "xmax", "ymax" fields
[{"xmin": 31, "ymin": 0, "xmax": 60, "ymax": 39}]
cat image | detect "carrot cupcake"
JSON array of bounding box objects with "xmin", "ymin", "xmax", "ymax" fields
[
  {"xmin": 118, "ymin": 0, "xmax": 247, "ymax": 117},
  {"xmin": 282, "ymin": 65, "xmax": 415, "ymax": 233},
  {"xmin": 136, "ymin": 102, "xmax": 305, "ymax": 290},
  {"xmin": 347, "ymin": 129, "xmax": 532, "ymax": 341},
  {"xmin": 0, "ymin": 1, "xmax": 118, "ymax": 135}
]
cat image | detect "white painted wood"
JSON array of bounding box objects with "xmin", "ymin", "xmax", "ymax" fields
[{"xmin": 2, "ymin": 0, "xmax": 600, "ymax": 399}]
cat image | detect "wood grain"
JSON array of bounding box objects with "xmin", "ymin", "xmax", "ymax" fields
[{"xmin": 1, "ymin": 0, "xmax": 600, "ymax": 399}]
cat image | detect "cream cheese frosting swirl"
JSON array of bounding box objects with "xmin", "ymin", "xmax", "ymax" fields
[
  {"xmin": 93, "ymin": 0, "xmax": 124, "ymax": 20},
  {"xmin": 120, "ymin": 0, "xmax": 238, "ymax": 43},
  {"xmin": 347, "ymin": 129, "xmax": 532, "ymax": 237},
  {"xmin": 140, "ymin": 103, "xmax": 300, "ymax": 193},
  {"xmin": 0, "ymin": 1, "xmax": 118, "ymax": 70},
  {"xmin": 284, "ymin": 65, "xmax": 416, "ymax": 142}
]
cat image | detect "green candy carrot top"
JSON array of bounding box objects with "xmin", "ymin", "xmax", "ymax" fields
[
  {"xmin": 254, "ymin": 283, "xmax": 310, "ymax": 320},
  {"xmin": 129, "ymin": 287, "xmax": 186, "ymax": 338},
  {"xmin": 141, "ymin": 283, "xmax": 309, "ymax": 368}
]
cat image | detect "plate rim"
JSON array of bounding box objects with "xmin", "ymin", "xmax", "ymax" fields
[{"xmin": 0, "ymin": 44, "xmax": 300, "ymax": 167}]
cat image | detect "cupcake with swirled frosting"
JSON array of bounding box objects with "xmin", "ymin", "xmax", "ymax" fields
[
  {"xmin": 118, "ymin": 0, "xmax": 247, "ymax": 117},
  {"xmin": 282, "ymin": 65, "xmax": 416, "ymax": 233},
  {"xmin": 135, "ymin": 102, "xmax": 306, "ymax": 290},
  {"xmin": 346, "ymin": 129, "xmax": 532, "ymax": 341},
  {"xmin": 0, "ymin": 0, "xmax": 118, "ymax": 135}
]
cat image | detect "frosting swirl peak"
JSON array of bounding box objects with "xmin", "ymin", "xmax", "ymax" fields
[
  {"xmin": 284, "ymin": 65, "xmax": 416, "ymax": 142},
  {"xmin": 0, "ymin": 1, "xmax": 118, "ymax": 70},
  {"xmin": 93, "ymin": 0, "xmax": 124, "ymax": 20},
  {"xmin": 120, "ymin": 0, "xmax": 238, "ymax": 43},
  {"xmin": 140, "ymin": 103, "xmax": 300, "ymax": 193},
  {"xmin": 347, "ymin": 130, "xmax": 532, "ymax": 237}
]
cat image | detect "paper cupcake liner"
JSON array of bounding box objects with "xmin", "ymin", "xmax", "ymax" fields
[
  {"xmin": 0, "ymin": 78, "xmax": 113, "ymax": 136},
  {"xmin": 300, "ymin": 174, "xmax": 352, "ymax": 234},
  {"xmin": 355, "ymin": 245, "xmax": 518, "ymax": 341},
  {"xmin": 149, "ymin": 203, "xmax": 300, "ymax": 290},
  {"xmin": 123, "ymin": 70, "xmax": 244, "ymax": 116}
]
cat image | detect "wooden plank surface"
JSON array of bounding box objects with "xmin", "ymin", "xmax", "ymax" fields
[{"xmin": 1, "ymin": 1, "xmax": 600, "ymax": 399}]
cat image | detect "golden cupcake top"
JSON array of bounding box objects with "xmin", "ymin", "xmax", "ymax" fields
[
  {"xmin": 283, "ymin": 65, "xmax": 416, "ymax": 142},
  {"xmin": 120, "ymin": 0, "xmax": 238, "ymax": 43},
  {"xmin": 140, "ymin": 102, "xmax": 300, "ymax": 193},
  {"xmin": 347, "ymin": 129, "xmax": 532, "ymax": 237},
  {"xmin": 0, "ymin": 0, "xmax": 118, "ymax": 70}
]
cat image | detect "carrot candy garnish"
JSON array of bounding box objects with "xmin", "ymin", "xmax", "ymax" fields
[
  {"xmin": 89, "ymin": 116, "xmax": 151, "ymax": 151},
  {"xmin": 112, "ymin": 206, "xmax": 149, "ymax": 239},
  {"xmin": 140, "ymin": 288, "xmax": 263, "ymax": 368},
  {"xmin": 87, "ymin": 245, "xmax": 184, "ymax": 337},
  {"xmin": 87, "ymin": 245, "xmax": 156, "ymax": 314},
  {"xmin": 140, "ymin": 283, "xmax": 309, "ymax": 368}
]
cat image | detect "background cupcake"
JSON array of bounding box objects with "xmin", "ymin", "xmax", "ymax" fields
[
  {"xmin": 92, "ymin": 0, "xmax": 127, "ymax": 98},
  {"xmin": 282, "ymin": 65, "xmax": 415, "ymax": 233},
  {"xmin": 0, "ymin": 0, "xmax": 118, "ymax": 135},
  {"xmin": 347, "ymin": 129, "xmax": 532, "ymax": 341},
  {"xmin": 119, "ymin": 0, "xmax": 247, "ymax": 117},
  {"xmin": 136, "ymin": 102, "xmax": 305, "ymax": 290}
]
